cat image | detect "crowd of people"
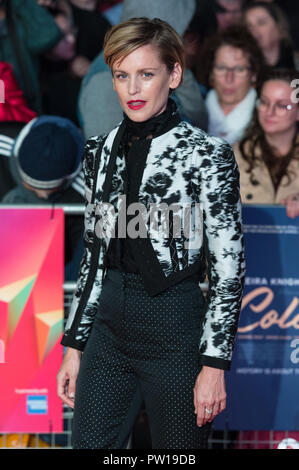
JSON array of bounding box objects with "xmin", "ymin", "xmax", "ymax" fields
[{"xmin": 0, "ymin": 0, "xmax": 298, "ymax": 448}]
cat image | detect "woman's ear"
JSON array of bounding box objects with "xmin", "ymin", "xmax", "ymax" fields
[{"xmin": 169, "ymin": 62, "xmax": 183, "ymax": 90}]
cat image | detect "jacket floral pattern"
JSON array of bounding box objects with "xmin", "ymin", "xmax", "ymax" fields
[{"xmin": 61, "ymin": 120, "xmax": 245, "ymax": 369}]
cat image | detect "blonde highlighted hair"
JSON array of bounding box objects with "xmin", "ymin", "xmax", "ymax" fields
[{"xmin": 103, "ymin": 17, "xmax": 185, "ymax": 86}]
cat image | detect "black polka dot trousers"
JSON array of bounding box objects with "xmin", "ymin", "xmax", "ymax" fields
[{"xmin": 72, "ymin": 268, "xmax": 212, "ymax": 449}]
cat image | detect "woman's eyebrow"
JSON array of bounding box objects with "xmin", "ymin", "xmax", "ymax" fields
[
  {"xmin": 261, "ymin": 96, "xmax": 292, "ymax": 102},
  {"xmin": 113, "ymin": 67, "xmax": 160, "ymax": 74}
]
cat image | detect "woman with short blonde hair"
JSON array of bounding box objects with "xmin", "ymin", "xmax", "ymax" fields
[
  {"xmin": 58, "ymin": 17, "xmax": 245, "ymax": 449},
  {"xmin": 103, "ymin": 16, "xmax": 185, "ymax": 81}
]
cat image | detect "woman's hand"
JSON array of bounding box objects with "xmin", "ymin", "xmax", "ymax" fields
[
  {"xmin": 57, "ymin": 347, "xmax": 82, "ymax": 408},
  {"xmin": 193, "ymin": 366, "xmax": 226, "ymax": 427},
  {"xmin": 280, "ymin": 194, "xmax": 299, "ymax": 219}
]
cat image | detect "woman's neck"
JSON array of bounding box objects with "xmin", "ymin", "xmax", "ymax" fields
[
  {"xmin": 262, "ymin": 42, "xmax": 280, "ymax": 66},
  {"xmin": 219, "ymin": 91, "xmax": 251, "ymax": 116},
  {"xmin": 265, "ymin": 126, "xmax": 297, "ymax": 157},
  {"xmin": 123, "ymin": 98, "xmax": 179, "ymax": 140},
  {"xmin": 216, "ymin": 89, "xmax": 252, "ymax": 116},
  {"xmin": 220, "ymin": 102, "xmax": 239, "ymax": 115}
]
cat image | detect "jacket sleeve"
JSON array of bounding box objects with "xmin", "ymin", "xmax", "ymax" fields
[
  {"xmin": 191, "ymin": 135, "xmax": 245, "ymax": 370},
  {"xmin": 61, "ymin": 135, "xmax": 106, "ymax": 351}
]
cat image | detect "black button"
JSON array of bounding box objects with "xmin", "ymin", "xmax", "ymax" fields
[{"xmin": 246, "ymin": 194, "xmax": 253, "ymax": 200}]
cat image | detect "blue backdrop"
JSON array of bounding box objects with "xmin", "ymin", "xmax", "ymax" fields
[{"xmin": 214, "ymin": 204, "xmax": 299, "ymax": 430}]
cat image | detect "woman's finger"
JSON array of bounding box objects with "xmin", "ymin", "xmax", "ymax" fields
[
  {"xmin": 219, "ymin": 398, "xmax": 226, "ymax": 413},
  {"xmin": 196, "ymin": 408, "xmax": 206, "ymax": 427},
  {"xmin": 205, "ymin": 405, "xmax": 214, "ymax": 422},
  {"xmin": 212, "ymin": 399, "xmax": 223, "ymax": 419},
  {"xmin": 57, "ymin": 371, "xmax": 67, "ymax": 398},
  {"xmin": 59, "ymin": 387, "xmax": 75, "ymax": 409},
  {"xmin": 57, "ymin": 372, "xmax": 75, "ymax": 408},
  {"xmin": 197, "ymin": 402, "xmax": 214, "ymax": 426},
  {"xmin": 67, "ymin": 376, "xmax": 77, "ymax": 403}
]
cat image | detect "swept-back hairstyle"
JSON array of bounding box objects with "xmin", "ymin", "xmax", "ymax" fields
[{"xmin": 103, "ymin": 17, "xmax": 185, "ymax": 86}]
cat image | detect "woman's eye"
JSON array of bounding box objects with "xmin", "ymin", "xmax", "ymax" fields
[
  {"xmin": 143, "ymin": 72, "xmax": 154, "ymax": 78},
  {"xmin": 116, "ymin": 73, "xmax": 127, "ymax": 79},
  {"xmin": 277, "ymin": 103, "xmax": 288, "ymax": 110}
]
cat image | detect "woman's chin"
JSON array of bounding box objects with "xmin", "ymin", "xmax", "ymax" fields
[
  {"xmin": 125, "ymin": 108, "xmax": 151, "ymax": 122},
  {"xmin": 261, "ymin": 122, "xmax": 279, "ymax": 134}
]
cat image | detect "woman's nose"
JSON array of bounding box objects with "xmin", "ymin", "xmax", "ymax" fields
[
  {"xmin": 225, "ymin": 70, "xmax": 235, "ymax": 83},
  {"xmin": 128, "ymin": 77, "xmax": 140, "ymax": 95},
  {"xmin": 265, "ymin": 103, "xmax": 276, "ymax": 116}
]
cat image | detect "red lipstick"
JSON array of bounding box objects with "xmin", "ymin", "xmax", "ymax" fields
[{"xmin": 127, "ymin": 100, "xmax": 146, "ymax": 110}]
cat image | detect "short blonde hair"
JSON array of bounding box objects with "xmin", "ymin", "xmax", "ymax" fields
[{"xmin": 103, "ymin": 17, "xmax": 185, "ymax": 86}]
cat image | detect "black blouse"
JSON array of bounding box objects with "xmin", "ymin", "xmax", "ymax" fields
[{"xmin": 106, "ymin": 99, "xmax": 181, "ymax": 273}]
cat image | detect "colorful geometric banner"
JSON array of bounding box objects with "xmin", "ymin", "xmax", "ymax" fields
[
  {"xmin": 214, "ymin": 205, "xmax": 299, "ymax": 431},
  {"xmin": 0, "ymin": 208, "xmax": 64, "ymax": 432}
]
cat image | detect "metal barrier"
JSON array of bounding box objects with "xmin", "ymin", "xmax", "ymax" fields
[{"xmin": 0, "ymin": 205, "xmax": 294, "ymax": 449}]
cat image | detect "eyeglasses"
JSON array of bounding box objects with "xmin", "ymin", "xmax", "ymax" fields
[
  {"xmin": 213, "ymin": 65, "xmax": 252, "ymax": 77},
  {"xmin": 256, "ymin": 98, "xmax": 295, "ymax": 116}
]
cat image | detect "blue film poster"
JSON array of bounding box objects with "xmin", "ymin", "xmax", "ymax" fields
[{"xmin": 214, "ymin": 205, "xmax": 299, "ymax": 430}]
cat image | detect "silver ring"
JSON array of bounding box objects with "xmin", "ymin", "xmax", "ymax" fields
[{"xmin": 204, "ymin": 407, "xmax": 213, "ymax": 414}]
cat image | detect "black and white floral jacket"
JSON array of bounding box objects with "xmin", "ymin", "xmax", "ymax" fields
[{"xmin": 61, "ymin": 120, "xmax": 245, "ymax": 370}]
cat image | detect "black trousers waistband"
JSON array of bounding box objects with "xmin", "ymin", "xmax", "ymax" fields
[{"xmin": 105, "ymin": 268, "xmax": 200, "ymax": 290}]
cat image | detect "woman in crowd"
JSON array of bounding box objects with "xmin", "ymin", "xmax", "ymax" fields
[
  {"xmin": 234, "ymin": 68, "xmax": 299, "ymax": 218},
  {"xmin": 57, "ymin": 17, "xmax": 245, "ymax": 449},
  {"xmin": 201, "ymin": 25, "xmax": 264, "ymax": 145},
  {"xmin": 243, "ymin": 1, "xmax": 297, "ymax": 70},
  {"xmin": 40, "ymin": 0, "xmax": 111, "ymax": 124},
  {"xmin": 0, "ymin": 0, "xmax": 62, "ymax": 113}
]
